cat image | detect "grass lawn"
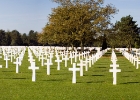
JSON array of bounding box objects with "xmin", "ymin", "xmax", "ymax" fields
[{"xmin": 0, "ymin": 48, "xmax": 140, "ymax": 100}]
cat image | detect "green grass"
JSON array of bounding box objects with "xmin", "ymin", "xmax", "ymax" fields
[{"xmin": 0, "ymin": 49, "xmax": 140, "ymax": 100}]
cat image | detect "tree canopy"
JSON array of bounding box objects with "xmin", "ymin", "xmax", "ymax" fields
[
  {"xmin": 0, "ymin": 30, "xmax": 40, "ymax": 46},
  {"xmin": 109, "ymin": 15, "xmax": 140, "ymax": 49},
  {"xmin": 40, "ymin": 0, "xmax": 118, "ymax": 50}
]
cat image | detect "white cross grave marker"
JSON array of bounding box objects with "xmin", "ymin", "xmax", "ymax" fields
[
  {"xmin": 69, "ymin": 63, "xmax": 80, "ymax": 83},
  {"xmin": 10, "ymin": 50, "xmax": 13, "ymax": 62},
  {"xmin": 0, "ymin": 55, "xmax": 2, "ymax": 68},
  {"xmin": 77, "ymin": 60, "xmax": 86, "ymax": 76},
  {"xmin": 109, "ymin": 62, "xmax": 121, "ymax": 85},
  {"xmin": 49, "ymin": 52, "xmax": 54, "ymax": 65},
  {"xmin": 83, "ymin": 59, "xmax": 88, "ymax": 71},
  {"xmin": 63, "ymin": 55, "xmax": 69, "ymax": 67},
  {"xmin": 69, "ymin": 53, "xmax": 74, "ymax": 64},
  {"xmin": 28, "ymin": 62, "xmax": 39, "ymax": 82},
  {"xmin": 40, "ymin": 54, "xmax": 45, "ymax": 66},
  {"xmin": 44, "ymin": 59, "xmax": 51, "ymax": 75},
  {"xmin": 55, "ymin": 56, "xmax": 62, "ymax": 70},
  {"xmin": 74, "ymin": 52, "xmax": 77, "ymax": 62},
  {"xmin": 4, "ymin": 54, "xmax": 10, "ymax": 68},
  {"xmin": 13, "ymin": 57, "xmax": 21, "ymax": 73},
  {"xmin": 28, "ymin": 56, "xmax": 35, "ymax": 64}
]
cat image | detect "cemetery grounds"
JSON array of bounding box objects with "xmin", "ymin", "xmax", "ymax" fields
[{"xmin": 0, "ymin": 47, "xmax": 140, "ymax": 100}]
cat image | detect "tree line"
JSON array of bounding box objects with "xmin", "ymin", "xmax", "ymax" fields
[
  {"xmin": 0, "ymin": 30, "xmax": 39, "ymax": 46},
  {"xmin": 38, "ymin": 0, "xmax": 140, "ymax": 50}
]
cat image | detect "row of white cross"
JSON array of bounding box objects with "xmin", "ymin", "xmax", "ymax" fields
[
  {"xmin": 27, "ymin": 47, "xmax": 107, "ymax": 83},
  {"xmin": 109, "ymin": 49, "xmax": 121, "ymax": 85},
  {"xmin": 0, "ymin": 46, "xmax": 108, "ymax": 83},
  {"xmin": 122, "ymin": 51, "xmax": 140, "ymax": 69},
  {"xmin": 0, "ymin": 47, "xmax": 26, "ymax": 69}
]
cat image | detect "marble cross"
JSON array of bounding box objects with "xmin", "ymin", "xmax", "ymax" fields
[
  {"xmin": 55, "ymin": 56, "xmax": 62, "ymax": 70},
  {"xmin": 28, "ymin": 62, "xmax": 39, "ymax": 82},
  {"xmin": 69, "ymin": 63, "xmax": 80, "ymax": 83},
  {"xmin": 13, "ymin": 57, "xmax": 21, "ymax": 73}
]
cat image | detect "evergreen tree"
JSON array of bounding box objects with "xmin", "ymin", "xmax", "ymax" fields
[
  {"xmin": 114, "ymin": 15, "xmax": 139, "ymax": 50},
  {"xmin": 28, "ymin": 30, "xmax": 38, "ymax": 46},
  {"xmin": 10, "ymin": 30, "xmax": 23, "ymax": 46},
  {"xmin": 0, "ymin": 30, "xmax": 6, "ymax": 45},
  {"xmin": 21, "ymin": 33, "xmax": 29, "ymax": 46}
]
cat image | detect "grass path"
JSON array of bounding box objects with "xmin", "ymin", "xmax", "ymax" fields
[{"xmin": 0, "ymin": 49, "xmax": 140, "ymax": 100}]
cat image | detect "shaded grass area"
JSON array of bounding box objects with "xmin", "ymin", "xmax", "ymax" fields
[{"xmin": 0, "ymin": 49, "xmax": 140, "ymax": 100}]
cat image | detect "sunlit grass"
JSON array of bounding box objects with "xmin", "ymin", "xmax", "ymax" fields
[{"xmin": 0, "ymin": 48, "xmax": 140, "ymax": 100}]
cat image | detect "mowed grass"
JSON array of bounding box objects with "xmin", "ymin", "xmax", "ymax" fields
[{"xmin": 0, "ymin": 48, "xmax": 140, "ymax": 100}]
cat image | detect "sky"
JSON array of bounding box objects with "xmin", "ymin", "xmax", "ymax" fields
[{"xmin": 0, "ymin": 0, "xmax": 140, "ymax": 34}]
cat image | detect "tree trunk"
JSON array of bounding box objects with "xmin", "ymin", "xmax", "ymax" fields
[
  {"xmin": 71, "ymin": 44, "xmax": 74, "ymax": 51},
  {"xmin": 80, "ymin": 41, "xmax": 84, "ymax": 52},
  {"xmin": 128, "ymin": 41, "xmax": 131, "ymax": 52}
]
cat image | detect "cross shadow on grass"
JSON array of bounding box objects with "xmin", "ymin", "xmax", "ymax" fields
[
  {"xmin": 53, "ymin": 73, "xmax": 70, "ymax": 75},
  {"xmin": 92, "ymin": 74, "xmax": 105, "ymax": 76},
  {"xmin": 122, "ymin": 76, "xmax": 130, "ymax": 77},
  {"xmin": 123, "ymin": 70, "xmax": 134, "ymax": 72},
  {"xmin": 1, "ymin": 77, "xmax": 27, "ymax": 79},
  {"xmin": 42, "ymin": 79, "xmax": 66, "ymax": 82},
  {"xmin": 86, "ymin": 81, "xmax": 105, "ymax": 83},
  {"xmin": 95, "ymin": 67, "xmax": 107, "ymax": 68},
  {"xmin": 121, "ymin": 82, "xmax": 140, "ymax": 84},
  {"xmin": 93, "ymin": 70, "xmax": 108, "ymax": 72},
  {"xmin": 2, "ymin": 70, "xmax": 15, "ymax": 72},
  {"xmin": 12, "ymin": 78, "xmax": 27, "ymax": 79}
]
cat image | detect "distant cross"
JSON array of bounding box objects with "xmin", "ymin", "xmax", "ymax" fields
[
  {"xmin": 136, "ymin": 57, "xmax": 140, "ymax": 69},
  {"xmin": 74, "ymin": 52, "xmax": 77, "ymax": 62},
  {"xmin": 86, "ymin": 56, "xmax": 92, "ymax": 67},
  {"xmin": 40, "ymin": 54, "xmax": 45, "ymax": 66},
  {"xmin": 61, "ymin": 52, "xmax": 65, "ymax": 60},
  {"xmin": 83, "ymin": 60, "xmax": 88, "ymax": 71},
  {"xmin": 44, "ymin": 59, "xmax": 51, "ymax": 75},
  {"xmin": 13, "ymin": 57, "xmax": 21, "ymax": 73},
  {"xmin": 0, "ymin": 55, "xmax": 2, "ymax": 68},
  {"xmin": 77, "ymin": 60, "xmax": 86, "ymax": 76},
  {"xmin": 78, "ymin": 52, "xmax": 81, "ymax": 60},
  {"xmin": 111, "ymin": 50, "xmax": 117, "ymax": 62},
  {"xmin": 28, "ymin": 56, "xmax": 35, "ymax": 64},
  {"xmin": 49, "ymin": 53, "xmax": 54, "ymax": 65},
  {"xmin": 83, "ymin": 51, "xmax": 86, "ymax": 58},
  {"xmin": 55, "ymin": 56, "xmax": 62, "ymax": 70},
  {"xmin": 69, "ymin": 53, "xmax": 74, "ymax": 64},
  {"xmin": 86, "ymin": 51, "xmax": 90, "ymax": 57},
  {"xmin": 13, "ymin": 50, "xmax": 17, "ymax": 59},
  {"xmin": 18, "ymin": 55, "xmax": 23, "ymax": 65},
  {"xmin": 110, "ymin": 61, "xmax": 119, "ymax": 68},
  {"xmin": 63, "ymin": 55, "xmax": 69, "ymax": 67},
  {"xmin": 91, "ymin": 54, "xmax": 96, "ymax": 65},
  {"xmin": 4, "ymin": 54, "xmax": 10, "ymax": 68},
  {"xmin": 69, "ymin": 63, "xmax": 80, "ymax": 83},
  {"xmin": 10, "ymin": 50, "xmax": 13, "ymax": 62},
  {"xmin": 28, "ymin": 62, "xmax": 39, "ymax": 82}
]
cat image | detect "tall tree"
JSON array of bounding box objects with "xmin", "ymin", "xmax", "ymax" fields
[
  {"xmin": 21, "ymin": 33, "xmax": 29, "ymax": 46},
  {"xmin": 10, "ymin": 30, "xmax": 23, "ymax": 46},
  {"xmin": 134, "ymin": 28, "xmax": 140, "ymax": 48},
  {"xmin": 5, "ymin": 31, "xmax": 12, "ymax": 46},
  {"xmin": 42, "ymin": 0, "xmax": 118, "ymax": 50},
  {"xmin": 114, "ymin": 15, "xmax": 139, "ymax": 50},
  {"xmin": 28, "ymin": 30, "xmax": 38, "ymax": 46},
  {"xmin": 0, "ymin": 30, "xmax": 6, "ymax": 45}
]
